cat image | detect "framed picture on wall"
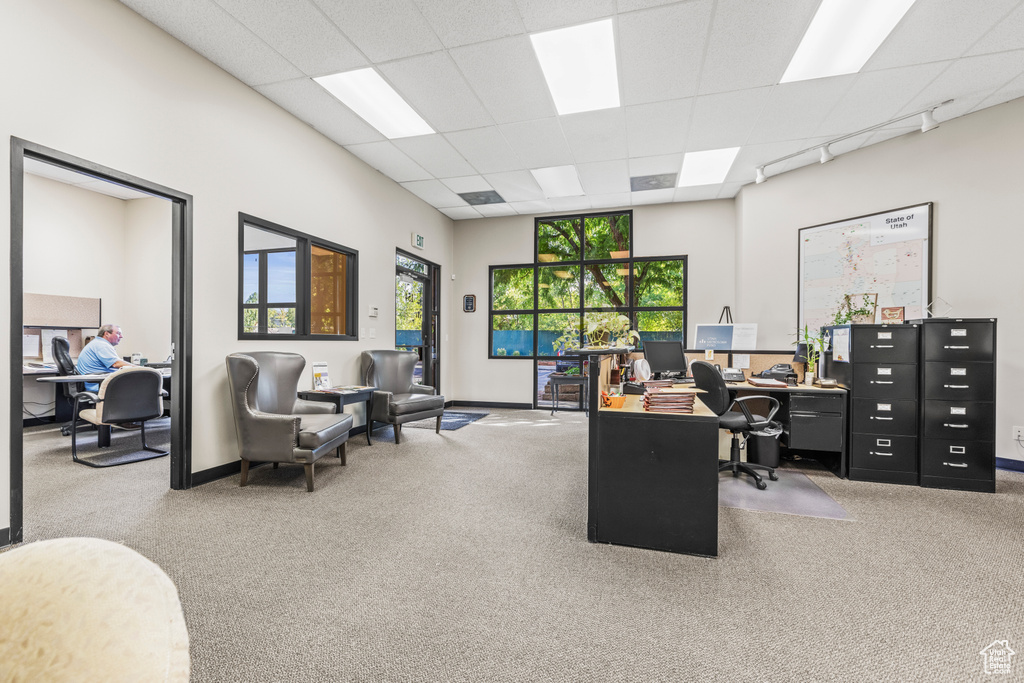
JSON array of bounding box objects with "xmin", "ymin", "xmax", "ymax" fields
[
  {"xmin": 798, "ymin": 203, "xmax": 932, "ymax": 332},
  {"xmin": 463, "ymin": 294, "xmax": 476, "ymax": 313}
]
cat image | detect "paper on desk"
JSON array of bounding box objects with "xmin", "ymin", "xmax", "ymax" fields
[
  {"xmin": 40, "ymin": 329, "xmax": 66, "ymax": 363},
  {"xmin": 22, "ymin": 334, "xmax": 38, "ymax": 358},
  {"xmin": 732, "ymin": 353, "xmax": 750, "ymax": 369}
]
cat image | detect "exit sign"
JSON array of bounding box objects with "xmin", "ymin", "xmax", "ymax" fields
[{"xmin": 411, "ymin": 232, "xmax": 425, "ymax": 249}]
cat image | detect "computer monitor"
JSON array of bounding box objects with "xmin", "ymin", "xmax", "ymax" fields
[{"xmin": 642, "ymin": 341, "xmax": 688, "ymax": 379}]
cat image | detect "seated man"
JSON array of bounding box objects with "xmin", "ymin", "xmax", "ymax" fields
[{"xmin": 76, "ymin": 324, "xmax": 130, "ymax": 391}]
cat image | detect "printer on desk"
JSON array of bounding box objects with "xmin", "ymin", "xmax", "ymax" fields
[{"xmin": 760, "ymin": 363, "xmax": 798, "ymax": 384}]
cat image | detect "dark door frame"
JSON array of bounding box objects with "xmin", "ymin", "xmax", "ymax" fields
[
  {"xmin": 8, "ymin": 137, "xmax": 194, "ymax": 546},
  {"xmin": 395, "ymin": 248, "xmax": 440, "ymax": 391}
]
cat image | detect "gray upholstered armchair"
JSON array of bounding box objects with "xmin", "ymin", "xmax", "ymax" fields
[
  {"xmin": 361, "ymin": 350, "xmax": 445, "ymax": 444},
  {"xmin": 225, "ymin": 352, "xmax": 353, "ymax": 491}
]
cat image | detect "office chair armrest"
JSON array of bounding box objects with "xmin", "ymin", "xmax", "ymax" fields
[
  {"xmin": 409, "ymin": 384, "xmax": 435, "ymax": 396},
  {"xmin": 731, "ymin": 395, "xmax": 781, "ymax": 429},
  {"xmin": 160, "ymin": 389, "xmax": 169, "ymax": 398}
]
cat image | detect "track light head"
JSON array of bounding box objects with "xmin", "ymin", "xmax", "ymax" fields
[
  {"xmin": 755, "ymin": 166, "xmax": 766, "ymax": 184},
  {"xmin": 921, "ymin": 109, "xmax": 939, "ymax": 133},
  {"xmin": 819, "ymin": 145, "xmax": 835, "ymax": 164}
]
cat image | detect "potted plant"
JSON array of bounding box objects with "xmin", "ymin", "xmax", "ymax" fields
[
  {"xmin": 797, "ymin": 325, "xmax": 830, "ymax": 385},
  {"xmin": 831, "ymin": 294, "xmax": 878, "ymax": 325},
  {"xmin": 583, "ymin": 312, "xmax": 640, "ymax": 349}
]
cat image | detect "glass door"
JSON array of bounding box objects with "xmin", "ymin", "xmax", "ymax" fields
[{"xmin": 396, "ymin": 250, "xmax": 439, "ymax": 390}]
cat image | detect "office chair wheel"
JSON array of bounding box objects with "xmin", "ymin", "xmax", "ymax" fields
[
  {"xmin": 769, "ymin": 471, "xmax": 779, "ymax": 481},
  {"xmin": 756, "ymin": 480, "xmax": 767, "ymax": 490},
  {"xmin": 61, "ymin": 425, "xmax": 72, "ymax": 437}
]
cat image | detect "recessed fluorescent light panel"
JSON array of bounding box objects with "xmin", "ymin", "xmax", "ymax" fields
[
  {"xmin": 781, "ymin": 0, "xmax": 916, "ymax": 83},
  {"xmin": 677, "ymin": 147, "xmax": 740, "ymax": 187},
  {"xmin": 530, "ymin": 19, "xmax": 620, "ymax": 115},
  {"xmin": 530, "ymin": 165, "xmax": 585, "ymax": 198},
  {"xmin": 314, "ymin": 68, "xmax": 434, "ymax": 139}
]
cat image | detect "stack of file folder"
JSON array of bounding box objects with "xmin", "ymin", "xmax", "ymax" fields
[{"xmin": 642, "ymin": 388, "xmax": 696, "ymax": 414}]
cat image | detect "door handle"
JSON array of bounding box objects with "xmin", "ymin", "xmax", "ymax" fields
[{"xmin": 943, "ymin": 462, "xmax": 969, "ymax": 468}]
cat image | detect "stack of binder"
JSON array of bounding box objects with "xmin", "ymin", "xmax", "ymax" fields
[
  {"xmin": 641, "ymin": 379, "xmax": 676, "ymax": 389},
  {"xmin": 642, "ymin": 388, "xmax": 696, "ymax": 414}
]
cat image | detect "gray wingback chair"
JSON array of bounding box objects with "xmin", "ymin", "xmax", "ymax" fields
[
  {"xmin": 225, "ymin": 352, "xmax": 353, "ymax": 491},
  {"xmin": 360, "ymin": 350, "xmax": 445, "ymax": 444}
]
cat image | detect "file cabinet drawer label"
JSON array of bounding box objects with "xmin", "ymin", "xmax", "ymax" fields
[
  {"xmin": 921, "ymin": 321, "xmax": 994, "ymax": 361},
  {"xmin": 850, "ymin": 434, "xmax": 917, "ymax": 472},
  {"xmin": 950, "ymin": 406, "xmax": 966, "ymax": 415},
  {"xmin": 950, "ymin": 368, "xmax": 966, "ymax": 376},
  {"xmin": 877, "ymin": 367, "xmax": 892, "ymax": 375},
  {"xmin": 852, "ymin": 398, "xmax": 917, "ymax": 435},
  {"xmin": 950, "ymin": 329, "xmax": 966, "ymax": 337},
  {"xmin": 924, "ymin": 361, "xmax": 994, "ymax": 400},
  {"xmin": 877, "ymin": 332, "xmax": 892, "ymax": 340},
  {"xmin": 923, "ymin": 401, "xmax": 995, "ymax": 439},
  {"xmin": 877, "ymin": 403, "xmax": 891, "ymax": 411}
]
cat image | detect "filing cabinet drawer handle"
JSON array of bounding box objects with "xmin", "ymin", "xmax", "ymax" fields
[
  {"xmin": 870, "ymin": 451, "xmax": 893, "ymax": 457},
  {"xmin": 944, "ymin": 345, "xmax": 970, "ymax": 350},
  {"xmin": 871, "ymin": 380, "xmax": 894, "ymax": 385},
  {"xmin": 871, "ymin": 344, "xmax": 894, "ymax": 349},
  {"xmin": 871, "ymin": 416, "xmax": 894, "ymax": 421},
  {"xmin": 943, "ymin": 423, "xmax": 969, "ymax": 428},
  {"xmin": 943, "ymin": 462, "xmax": 969, "ymax": 468},
  {"xmin": 944, "ymin": 384, "xmax": 969, "ymax": 389}
]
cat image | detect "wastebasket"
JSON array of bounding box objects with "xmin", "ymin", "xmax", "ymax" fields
[{"xmin": 746, "ymin": 425, "xmax": 781, "ymax": 468}]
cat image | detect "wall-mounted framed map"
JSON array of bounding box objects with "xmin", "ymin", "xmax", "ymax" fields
[{"xmin": 798, "ymin": 203, "xmax": 932, "ymax": 332}]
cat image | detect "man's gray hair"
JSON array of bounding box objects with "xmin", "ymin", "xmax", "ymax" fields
[{"xmin": 98, "ymin": 324, "xmax": 118, "ymax": 337}]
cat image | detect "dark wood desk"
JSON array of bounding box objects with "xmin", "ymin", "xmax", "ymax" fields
[{"xmin": 297, "ymin": 387, "xmax": 376, "ymax": 445}]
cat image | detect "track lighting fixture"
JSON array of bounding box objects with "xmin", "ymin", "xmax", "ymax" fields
[
  {"xmin": 920, "ymin": 109, "xmax": 939, "ymax": 133},
  {"xmin": 755, "ymin": 167, "xmax": 766, "ymax": 184},
  {"xmin": 819, "ymin": 145, "xmax": 835, "ymax": 164}
]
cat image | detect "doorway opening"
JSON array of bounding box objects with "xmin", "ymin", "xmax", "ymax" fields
[
  {"xmin": 9, "ymin": 138, "xmax": 193, "ymax": 546},
  {"xmin": 395, "ymin": 249, "xmax": 439, "ymax": 391}
]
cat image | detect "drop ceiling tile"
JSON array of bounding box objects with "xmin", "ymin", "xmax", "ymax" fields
[
  {"xmin": 976, "ymin": 71, "xmax": 1024, "ymax": 111},
  {"xmin": 618, "ymin": 2, "xmax": 713, "ymax": 105},
  {"xmin": 439, "ymin": 206, "xmax": 483, "ymax": 220},
  {"xmin": 499, "ymin": 119, "xmax": 574, "ymax": 169},
  {"xmin": 441, "ymin": 176, "xmax": 494, "ymax": 194},
  {"xmin": 628, "ymin": 153, "xmax": 683, "ymax": 177},
  {"xmin": 513, "ymin": 0, "xmax": 615, "ymax": 32},
  {"xmin": 393, "ymin": 135, "xmax": 477, "ymax": 177},
  {"xmin": 698, "ymin": 0, "xmax": 820, "ymax": 95},
  {"xmin": 746, "ymin": 76, "xmax": 857, "ymax": 145},
  {"xmin": 631, "ymin": 188, "xmax": 675, "ymax": 205},
  {"xmin": 687, "ymin": 88, "xmax": 771, "ymax": 151},
  {"xmin": 401, "ymin": 179, "xmax": 465, "ymax": 207},
  {"xmin": 413, "ymin": 0, "xmax": 525, "ymax": 48},
  {"xmin": 588, "ymin": 193, "xmax": 631, "ymax": 210},
  {"xmin": 484, "ymin": 170, "xmax": 545, "ymax": 202},
  {"xmin": 119, "ymin": 0, "xmax": 303, "ymax": 86},
  {"xmin": 616, "ymin": 0, "xmax": 680, "ymax": 11},
  {"xmin": 311, "ymin": 0, "xmax": 442, "ymax": 62},
  {"xmin": 560, "ymin": 109, "xmax": 628, "ymax": 164},
  {"xmin": 967, "ymin": 2, "xmax": 1024, "ymax": 56},
  {"xmin": 811, "ymin": 63, "xmax": 951, "ymax": 139},
  {"xmin": 449, "ymin": 36, "xmax": 556, "ymax": 125},
  {"xmin": 344, "ymin": 141, "xmax": 431, "ymax": 182},
  {"xmin": 897, "ymin": 50, "xmax": 1024, "ymax": 115},
  {"xmin": 256, "ymin": 78, "xmax": 384, "ymax": 146},
  {"xmin": 717, "ymin": 182, "xmax": 744, "ymax": 199},
  {"xmin": 548, "ymin": 196, "xmax": 591, "ymax": 211},
  {"xmin": 444, "ymin": 127, "xmax": 523, "ymax": 175},
  {"xmin": 212, "ymin": 0, "xmax": 366, "ymax": 76},
  {"xmin": 510, "ymin": 200, "xmax": 552, "ymax": 214},
  {"xmin": 379, "ymin": 52, "xmax": 494, "ymax": 133},
  {"xmin": 576, "ymin": 160, "xmax": 630, "ymax": 195},
  {"xmin": 671, "ymin": 185, "xmax": 720, "ymax": 203},
  {"xmin": 624, "ymin": 98, "xmax": 692, "ymax": 158},
  {"xmin": 474, "ymin": 203, "xmax": 518, "ymax": 217},
  {"xmin": 866, "ymin": 0, "xmax": 1021, "ymax": 71}
]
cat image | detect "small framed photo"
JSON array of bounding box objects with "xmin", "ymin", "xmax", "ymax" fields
[
  {"xmin": 880, "ymin": 306, "xmax": 905, "ymax": 324},
  {"xmin": 463, "ymin": 294, "xmax": 476, "ymax": 313}
]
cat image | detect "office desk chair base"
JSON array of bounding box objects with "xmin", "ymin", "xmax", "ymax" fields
[
  {"xmin": 72, "ymin": 422, "xmax": 169, "ymax": 468},
  {"xmin": 720, "ymin": 434, "xmax": 778, "ymax": 490}
]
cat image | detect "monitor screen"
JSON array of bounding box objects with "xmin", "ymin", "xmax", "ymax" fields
[{"xmin": 642, "ymin": 341, "xmax": 688, "ymax": 378}]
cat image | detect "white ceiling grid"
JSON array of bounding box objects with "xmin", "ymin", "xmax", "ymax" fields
[{"xmin": 115, "ymin": 0, "xmax": 1024, "ymax": 219}]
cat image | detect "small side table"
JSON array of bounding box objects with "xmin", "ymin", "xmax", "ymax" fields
[
  {"xmin": 549, "ymin": 374, "xmax": 588, "ymax": 416},
  {"xmin": 297, "ymin": 387, "xmax": 376, "ymax": 445}
]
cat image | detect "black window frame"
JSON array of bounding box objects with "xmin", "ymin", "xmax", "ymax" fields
[{"xmin": 238, "ymin": 213, "xmax": 358, "ymax": 341}]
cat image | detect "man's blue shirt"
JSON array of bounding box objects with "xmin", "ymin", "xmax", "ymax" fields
[{"xmin": 76, "ymin": 338, "xmax": 121, "ymax": 391}]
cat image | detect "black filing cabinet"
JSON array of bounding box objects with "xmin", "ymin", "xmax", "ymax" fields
[
  {"xmin": 824, "ymin": 324, "xmax": 920, "ymax": 484},
  {"xmin": 909, "ymin": 318, "xmax": 996, "ymax": 492}
]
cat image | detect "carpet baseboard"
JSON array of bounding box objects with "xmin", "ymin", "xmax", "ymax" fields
[
  {"xmin": 996, "ymin": 457, "xmax": 1024, "ymax": 473},
  {"xmin": 449, "ymin": 400, "xmax": 531, "ymax": 409}
]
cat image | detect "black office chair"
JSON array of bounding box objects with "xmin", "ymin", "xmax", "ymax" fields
[
  {"xmin": 51, "ymin": 336, "xmax": 94, "ymax": 437},
  {"xmin": 691, "ymin": 360, "xmax": 780, "ymax": 490}
]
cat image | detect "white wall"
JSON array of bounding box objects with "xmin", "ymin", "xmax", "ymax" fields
[
  {"xmin": 451, "ymin": 200, "xmax": 736, "ymax": 403},
  {"xmin": 1, "ymin": 0, "xmax": 455, "ymax": 530},
  {"xmin": 735, "ymin": 97, "xmax": 1024, "ymax": 464},
  {"xmin": 123, "ymin": 196, "xmax": 173, "ymax": 362}
]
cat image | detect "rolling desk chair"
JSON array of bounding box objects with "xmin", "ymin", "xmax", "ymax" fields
[
  {"xmin": 691, "ymin": 360, "xmax": 780, "ymax": 490},
  {"xmin": 51, "ymin": 336, "xmax": 93, "ymax": 437}
]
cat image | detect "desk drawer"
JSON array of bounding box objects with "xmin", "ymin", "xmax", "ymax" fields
[
  {"xmin": 852, "ymin": 326, "xmax": 918, "ymax": 363},
  {"xmin": 787, "ymin": 415, "xmax": 844, "ymax": 452},
  {"xmin": 921, "ymin": 438, "xmax": 993, "ymax": 481},
  {"xmin": 853, "ymin": 363, "xmax": 917, "ymax": 399},
  {"xmin": 850, "ymin": 434, "xmax": 917, "ymax": 473},
  {"xmin": 922, "ymin": 321, "xmax": 994, "ymax": 361},
  {"xmin": 923, "ymin": 362, "xmax": 994, "ymax": 401},
  {"xmin": 851, "ymin": 398, "xmax": 917, "ymax": 435},
  {"xmin": 922, "ymin": 400, "xmax": 994, "ymax": 440},
  {"xmin": 789, "ymin": 393, "xmax": 844, "ymax": 414}
]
